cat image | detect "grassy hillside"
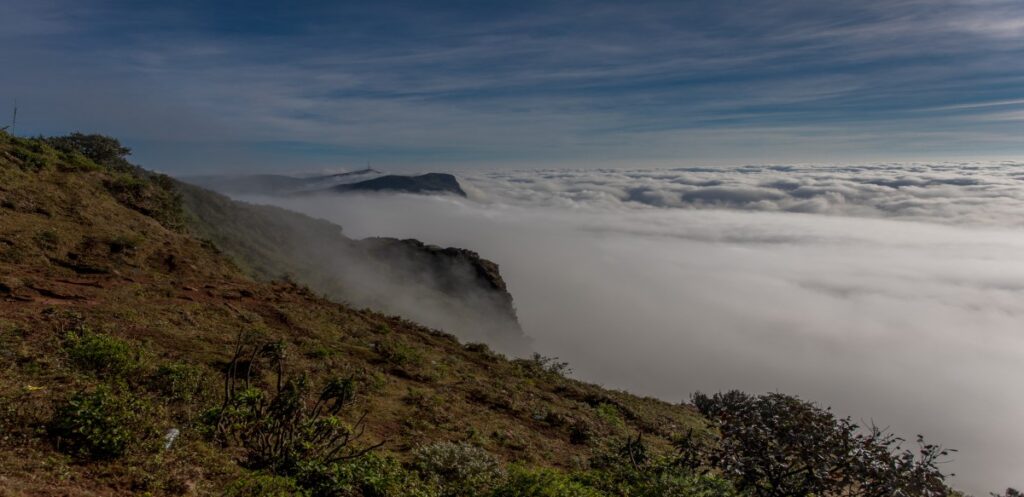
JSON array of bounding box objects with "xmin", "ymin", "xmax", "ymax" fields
[{"xmin": 0, "ymin": 134, "xmax": 714, "ymax": 495}]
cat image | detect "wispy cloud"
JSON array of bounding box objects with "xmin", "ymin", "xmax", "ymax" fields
[{"xmin": 1, "ymin": 0, "xmax": 1023, "ymax": 171}]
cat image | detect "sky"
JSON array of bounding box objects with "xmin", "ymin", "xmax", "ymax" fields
[{"xmin": 2, "ymin": 0, "xmax": 1024, "ymax": 173}]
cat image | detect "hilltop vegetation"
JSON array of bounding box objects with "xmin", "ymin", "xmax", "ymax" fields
[{"xmin": 0, "ymin": 132, "xmax": 969, "ymax": 496}]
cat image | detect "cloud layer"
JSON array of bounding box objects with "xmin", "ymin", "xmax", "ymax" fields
[
  {"xmin": 464, "ymin": 161, "xmax": 1024, "ymax": 226},
  {"xmin": 253, "ymin": 162, "xmax": 1024, "ymax": 493}
]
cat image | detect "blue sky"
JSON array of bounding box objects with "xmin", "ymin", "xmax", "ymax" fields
[{"xmin": 2, "ymin": 0, "xmax": 1024, "ymax": 173}]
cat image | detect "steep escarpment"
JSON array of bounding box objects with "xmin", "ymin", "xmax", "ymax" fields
[{"xmin": 175, "ymin": 182, "xmax": 526, "ymax": 354}]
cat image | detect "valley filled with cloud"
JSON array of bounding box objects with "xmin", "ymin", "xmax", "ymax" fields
[{"xmin": 253, "ymin": 162, "xmax": 1024, "ymax": 491}]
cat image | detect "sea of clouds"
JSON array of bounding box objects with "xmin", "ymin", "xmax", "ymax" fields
[{"xmin": 249, "ymin": 162, "xmax": 1024, "ymax": 493}]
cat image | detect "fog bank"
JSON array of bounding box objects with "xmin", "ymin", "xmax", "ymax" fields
[{"xmin": 241, "ymin": 164, "xmax": 1024, "ymax": 493}]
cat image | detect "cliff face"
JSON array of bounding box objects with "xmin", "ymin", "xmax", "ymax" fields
[
  {"xmin": 355, "ymin": 237, "xmax": 525, "ymax": 352},
  {"xmin": 176, "ymin": 182, "xmax": 527, "ymax": 354}
]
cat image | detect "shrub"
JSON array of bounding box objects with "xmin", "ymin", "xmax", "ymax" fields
[
  {"xmin": 631, "ymin": 472, "xmax": 738, "ymax": 497},
  {"xmin": 224, "ymin": 472, "xmax": 310, "ymax": 497},
  {"xmin": 582, "ymin": 434, "xmax": 738, "ymax": 497},
  {"xmin": 513, "ymin": 354, "xmax": 571, "ymax": 379},
  {"xmin": 594, "ymin": 403, "xmax": 624, "ymax": 428},
  {"xmin": 65, "ymin": 329, "xmax": 138, "ymax": 378},
  {"xmin": 296, "ymin": 454, "xmax": 438, "ymax": 497},
  {"xmin": 48, "ymin": 385, "xmax": 140, "ymax": 459},
  {"xmin": 152, "ymin": 362, "xmax": 208, "ymax": 402},
  {"xmin": 375, "ymin": 339, "xmax": 423, "ymax": 368},
  {"xmin": 568, "ymin": 421, "xmax": 592, "ymax": 445},
  {"xmin": 493, "ymin": 467, "xmax": 605, "ymax": 497},
  {"xmin": 210, "ymin": 336, "xmax": 382, "ymax": 474},
  {"xmin": 44, "ymin": 133, "xmax": 131, "ymax": 168},
  {"xmin": 413, "ymin": 442, "xmax": 505, "ymax": 497},
  {"xmin": 34, "ymin": 229, "xmax": 59, "ymax": 250},
  {"xmin": 681, "ymin": 391, "xmax": 952, "ymax": 497},
  {"xmin": 107, "ymin": 234, "xmax": 141, "ymax": 255}
]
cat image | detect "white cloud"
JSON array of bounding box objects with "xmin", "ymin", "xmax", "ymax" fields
[{"xmin": 249, "ymin": 163, "xmax": 1024, "ymax": 493}]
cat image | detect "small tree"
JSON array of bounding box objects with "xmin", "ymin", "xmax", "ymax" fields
[
  {"xmin": 679, "ymin": 391, "xmax": 951, "ymax": 497},
  {"xmin": 44, "ymin": 133, "xmax": 131, "ymax": 167}
]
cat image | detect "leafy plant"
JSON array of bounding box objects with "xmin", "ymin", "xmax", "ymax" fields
[
  {"xmin": 210, "ymin": 334, "xmax": 383, "ymax": 474},
  {"xmin": 412, "ymin": 441, "xmax": 505, "ymax": 497},
  {"xmin": 64, "ymin": 328, "xmax": 139, "ymax": 378},
  {"xmin": 48, "ymin": 385, "xmax": 140, "ymax": 459},
  {"xmin": 296, "ymin": 453, "xmax": 438, "ymax": 497},
  {"xmin": 513, "ymin": 354, "xmax": 571, "ymax": 379},
  {"xmin": 375, "ymin": 339, "xmax": 423, "ymax": 369},
  {"xmin": 224, "ymin": 472, "xmax": 310, "ymax": 497},
  {"xmin": 493, "ymin": 466, "xmax": 605, "ymax": 497},
  {"xmin": 152, "ymin": 362, "xmax": 208, "ymax": 403}
]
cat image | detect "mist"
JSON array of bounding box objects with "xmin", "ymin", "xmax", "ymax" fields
[{"xmin": 238, "ymin": 164, "xmax": 1024, "ymax": 493}]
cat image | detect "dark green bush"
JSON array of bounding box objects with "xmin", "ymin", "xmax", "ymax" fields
[
  {"xmin": 375, "ymin": 339, "xmax": 423, "ymax": 368},
  {"xmin": 513, "ymin": 354, "xmax": 571, "ymax": 379},
  {"xmin": 224, "ymin": 472, "xmax": 310, "ymax": 497},
  {"xmin": 107, "ymin": 234, "xmax": 142, "ymax": 255},
  {"xmin": 48, "ymin": 385, "xmax": 140, "ymax": 459},
  {"xmin": 412, "ymin": 441, "xmax": 505, "ymax": 497},
  {"xmin": 64, "ymin": 329, "xmax": 138, "ymax": 378},
  {"xmin": 492, "ymin": 467, "xmax": 605, "ymax": 497},
  {"xmin": 152, "ymin": 362, "xmax": 208, "ymax": 402},
  {"xmin": 683, "ymin": 391, "xmax": 952, "ymax": 497},
  {"xmin": 44, "ymin": 132, "xmax": 131, "ymax": 169},
  {"xmin": 296, "ymin": 454, "xmax": 438, "ymax": 497}
]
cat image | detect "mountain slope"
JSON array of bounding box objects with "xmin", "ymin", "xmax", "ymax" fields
[
  {"xmin": 0, "ymin": 133, "xmax": 708, "ymax": 495},
  {"xmin": 175, "ymin": 181, "xmax": 526, "ymax": 354}
]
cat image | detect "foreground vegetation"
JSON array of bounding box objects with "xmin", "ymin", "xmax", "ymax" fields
[{"xmin": 0, "ymin": 131, "xmax": 999, "ymax": 496}]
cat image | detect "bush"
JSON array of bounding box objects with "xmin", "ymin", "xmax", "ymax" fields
[
  {"xmin": 375, "ymin": 339, "xmax": 423, "ymax": 368},
  {"xmin": 44, "ymin": 132, "xmax": 131, "ymax": 168},
  {"xmin": 682, "ymin": 391, "xmax": 952, "ymax": 497},
  {"xmin": 493, "ymin": 467, "xmax": 605, "ymax": 497},
  {"xmin": 48, "ymin": 385, "xmax": 140, "ymax": 459},
  {"xmin": 631, "ymin": 472, "xmax": 738, "ymax": 497},
  {"xmin": 513, "ymin": 354, "xmax": 572, "ymax": 379},
  {"xmin": 581, "ymin": 435, "xmax": 738, "ymax": 497},
  {"xmin": 152, "ymin": 362, "xmax": 208, "ymax": 402},
  {"xmin": 224, "ymin": 472, "xmax": 310, "ymax": 497},
  {"xmin": 34, "ymin": 229, "xmax": 59, "ymax": 250},
  {"xmin": 413, "ymin": 442, "xmax": 505, "ymax": 497},
  {"xmin": 210, "ymin": 337, "xmax": 382, "ymax": 474},
  {"xmin": 296, "ymin": 454, "xmax": 438, "ymax": 497},
  {"xmin": 65, "ymin": 329, "xmax": 138, "ymax": 378}
]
